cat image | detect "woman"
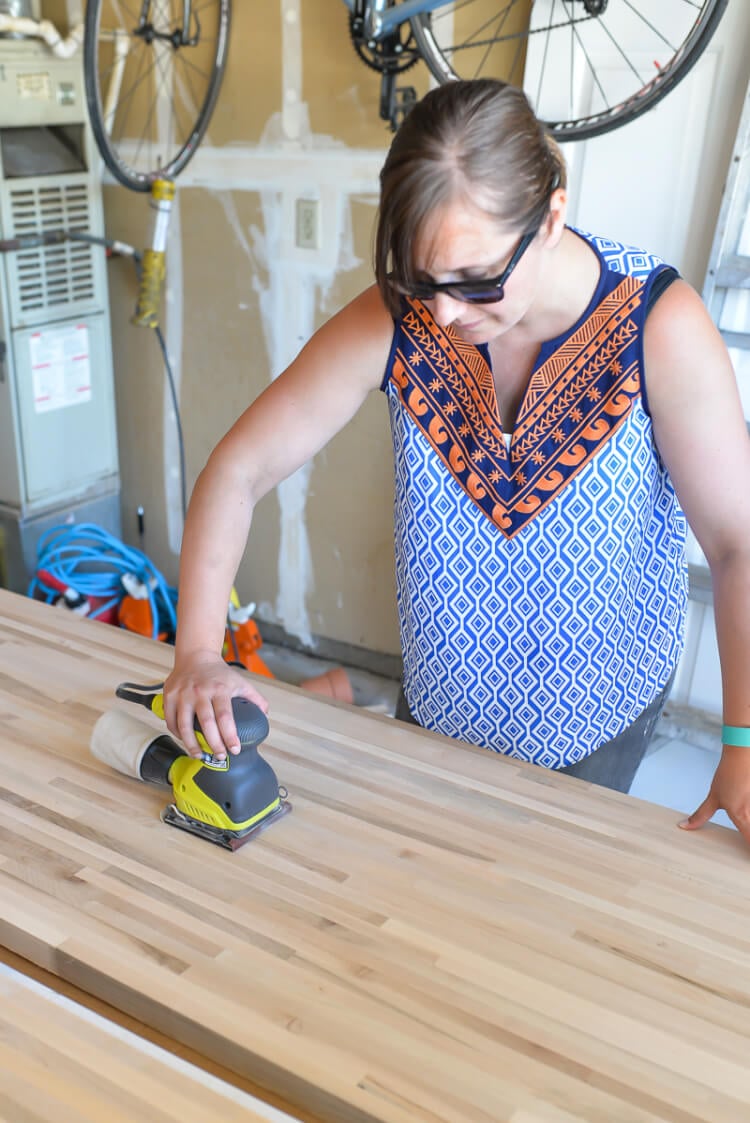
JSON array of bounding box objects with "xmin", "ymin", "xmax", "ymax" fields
[{"xmin": 164, "ymin": 80, "xmax": 750, "ymax": 841}]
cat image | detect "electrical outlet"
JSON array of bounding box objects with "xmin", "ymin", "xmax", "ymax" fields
[{"xmin": 295, "ymin": 198, "xmax": 320, "ymax": 250}]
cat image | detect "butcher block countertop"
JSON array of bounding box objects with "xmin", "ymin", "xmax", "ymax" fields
[
  {"xmin": 1, "ymin": 588, "xmax": 749, "ymax": 1123},
  {"xmin": 0, "ymin": 960, "xmax": 298, "ymax": 1123}
]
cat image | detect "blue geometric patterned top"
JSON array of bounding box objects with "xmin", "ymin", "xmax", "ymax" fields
[{"xmin": 381, "ymin": 229, "xmax": 688, "ymax": 767}]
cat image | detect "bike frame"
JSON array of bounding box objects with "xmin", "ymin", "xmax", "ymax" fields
[
  {"xmin": 141, "ymin": 0, "xmax": 198, "ymax": 43},
  {"xmin": 342, "ymin": 0, "xmax": 450, "ymax": 40}
]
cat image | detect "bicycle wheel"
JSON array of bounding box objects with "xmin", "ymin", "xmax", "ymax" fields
[
  {"xmin": 84, "ymin": 0, "xmax": 231, "ymax": 191},
  {"xmin": 410, "ymin": 0, "xmax": 728, "ymax": 141}
]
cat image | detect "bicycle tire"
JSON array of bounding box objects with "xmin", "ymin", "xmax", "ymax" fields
[
  {"xmin": 84, "ymin": 0, "xmax": 231, "ymax": 192},
  {"xmin": 410, "ymin": 0, "xmax": 729, "ymax": 142}
]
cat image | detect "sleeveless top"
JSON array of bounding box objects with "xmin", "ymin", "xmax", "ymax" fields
[{"xmin": 380, "ymin": 229, "xmax": 688, "ymax": 767}]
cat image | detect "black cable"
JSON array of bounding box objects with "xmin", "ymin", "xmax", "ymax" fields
[
  {"xmin": 148, "ymin": 273, "xmax": 240, "ymax": 664},
  {"xmin": 153, "ymin": 323, "xmax": 188, "ymax": 522}
]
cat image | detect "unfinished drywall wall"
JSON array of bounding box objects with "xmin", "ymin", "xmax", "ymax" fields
[
  {"xmin": 98, "ymin": 1, "xmax": 750, "ymax": 682},
  {"xmin": 101, "ymin": 0, "xmax": 415, "ymax": 667}
]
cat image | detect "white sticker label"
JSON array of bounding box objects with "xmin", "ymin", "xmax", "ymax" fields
[
  {"xmin": 30, "ymin": 324, "xmax": 91, "ymax": 413},
  {"xmin": 17, "ymin": 72, "xmax": 52, "ymax": 100}
]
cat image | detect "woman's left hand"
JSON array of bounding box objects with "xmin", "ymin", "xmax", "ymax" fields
[{"xmin": 679, "ymin": 745, "xmax": 750, "ymax": 845}]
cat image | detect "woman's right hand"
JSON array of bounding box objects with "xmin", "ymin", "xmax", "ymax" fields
[{"xmin": 162, "ymin": 652, "xmax": 269, "ymax": 759}]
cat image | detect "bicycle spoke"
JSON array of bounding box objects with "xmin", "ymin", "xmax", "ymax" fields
[
  {"xmin": 106, "ymin": 46, "xmax": 160, "ymax": 138},
  {"xmin": 170, "ymin": 49, "xmax": 221, "ymax": 84},
  {"xmin": 507, "ymin": 14, "xmax": 527, "ymax": 87},
  {"xmin": 113, "ymin": 20, "xmax": 176, "ymax": 171},
  {"xmin": 86, "ymin": 0, "xmax": 230, "ymax": 188},
  {"xmin": 581, "ymin": 9, "xmax": 652, "ymax": 88},
  {"xmin": 562, "ymin": 0, "xmax": 609, "ymax": 115},
  {"xmin": 431, "ymin": 0, "xmax": 520, "ymax": 56},
  {"xmin": 174, "ymin": 60, "xmax": 210, "ymax": 138},
  {"xmin": 568, "ymin": 3, "xmax": 574, "ymax": 124},
  {"xmin": 620, "ymin": 1, "xmax": 679, "ymax": 53},
  {"xmin": 471, "ymin": 3, "xmax": 520, "ymax": 80},
  {"xmin": 114, "ymin": 42, "xmax": 154, "ymax": 154},
  {"xmin": 533, "ymin": 0, "xmax": 565, "ymax": 116},
  {"xmin": 411, "ymin": 0, "xmax": 727, "ymax": 141},
  {"xmin": 106, "ymin": 0, "xmax": 141, "ymax": 26},
  {"xmin": 130, "ymin": 58, "xmax": 161, "ymax": 171}
]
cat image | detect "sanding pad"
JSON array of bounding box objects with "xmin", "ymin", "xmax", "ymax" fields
[{"xmin": 161, "ymin": 798, "xmax": 292, "ymax": 851}]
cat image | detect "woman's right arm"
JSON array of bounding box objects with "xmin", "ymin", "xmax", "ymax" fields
[{"xmin": 163, "ymin": 285, "xmax": 394, "ymax": 757}]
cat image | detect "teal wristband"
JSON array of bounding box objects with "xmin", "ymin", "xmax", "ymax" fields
[{"xmin": 722, "ymin": 724, "xmax": 750, "ymax": 747}]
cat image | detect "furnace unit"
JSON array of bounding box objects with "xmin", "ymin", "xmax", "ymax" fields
[{"xmin": 0, "ymin": 35, "xmax": 120, "ymax": 592}]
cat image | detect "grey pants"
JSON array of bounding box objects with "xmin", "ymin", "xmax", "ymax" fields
[{"xmin": 394, "ymin": 674, "xmax": 674, "ymax": 794}]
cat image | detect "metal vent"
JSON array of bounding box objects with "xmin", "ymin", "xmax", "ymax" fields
[{"xmin": 8, "ymin": 180, "xmax": 96, "ymax": 318}]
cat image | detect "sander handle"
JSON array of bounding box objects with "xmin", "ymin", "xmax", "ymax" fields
[{"xmin": 115, "ymin": 681, "xmax": 270, "ymax": 756}]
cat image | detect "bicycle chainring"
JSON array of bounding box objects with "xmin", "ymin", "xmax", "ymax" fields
[{"xmin": 349, "ymin": 15, "xmax": 421, "ymax": 74}]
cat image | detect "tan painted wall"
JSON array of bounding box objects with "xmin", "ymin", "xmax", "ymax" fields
[
  {"xmin": 87, "ymin": 1, "xmax": 750, "ymax": 677},
  {"xmin": 102, "ymin": 1, "xmax": 420, "ymax": 661}
]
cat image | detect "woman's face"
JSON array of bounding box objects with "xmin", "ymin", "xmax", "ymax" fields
[{"xmin": 410, "ymin": 199, "xmax": 548, "ymax": 343}]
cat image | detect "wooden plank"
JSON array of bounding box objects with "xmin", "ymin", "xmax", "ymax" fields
[
  {"xmin": 1, "ymin": 589, "xmax": 750, "ymax": 1122},
  {"xmin": 0, "ymin": 945, "xmax": 319, "ymax": 1121},
  {"xmin": 0, "ymin": 962, "xmax": 300, "ymax": 1123}
]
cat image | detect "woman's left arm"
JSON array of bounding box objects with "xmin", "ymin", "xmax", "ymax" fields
[{"xmin": 645, "ymin": 279, "xmax": 750, "ymax": 845}]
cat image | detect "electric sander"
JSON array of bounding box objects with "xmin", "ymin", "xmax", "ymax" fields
[{"xmin": 90, "ymin": 682, "xmax": 291, "ymax": 850}]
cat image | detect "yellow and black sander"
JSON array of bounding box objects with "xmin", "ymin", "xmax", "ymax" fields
[{"xmin": 91, "ymin": 682, "xmax": 291, "ymax": 851}]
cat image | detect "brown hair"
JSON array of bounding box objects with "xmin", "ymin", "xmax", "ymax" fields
[{"xmin": 375, "ymin": 79, "xmax": 566, "ymax": 316}]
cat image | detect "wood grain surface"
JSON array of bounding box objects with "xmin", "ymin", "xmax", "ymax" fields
[
  {"xmin": 0, "ymin": 944, "xmax": 314, "ymax": 1122},
  {"xmin": 0, "ymin": 962, "xmax": 298, "ymax": 1123},
  {"xmin": 1, "ymin": 589, "xmax": 749, "ymax": 1123}
]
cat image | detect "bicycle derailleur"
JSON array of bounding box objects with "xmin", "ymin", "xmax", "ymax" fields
[{"xmin": 349, "ymin": 3, "xmax": 421, "ymax": 131}]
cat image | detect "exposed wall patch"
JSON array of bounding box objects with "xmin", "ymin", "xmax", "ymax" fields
[
  {"xmin": 282, "ymin": 0, "xmax": 303, "ymax": 142},
  {"xmin": 155, "ymin": 0, "xmax": 385, "ymax": 644},
  {"xmin": 163, "ymin": 189, "xmax": 184, "ymax": 556}
]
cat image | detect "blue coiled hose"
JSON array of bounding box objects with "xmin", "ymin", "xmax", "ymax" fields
[{"xmin": 27, "ymin": 523, "xmax": 177, "ymax": 641}]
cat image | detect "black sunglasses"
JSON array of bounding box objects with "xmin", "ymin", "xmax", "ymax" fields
[{"xmin": 398, "ymin": 228, "xmax": 537, "ymax": 305}]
